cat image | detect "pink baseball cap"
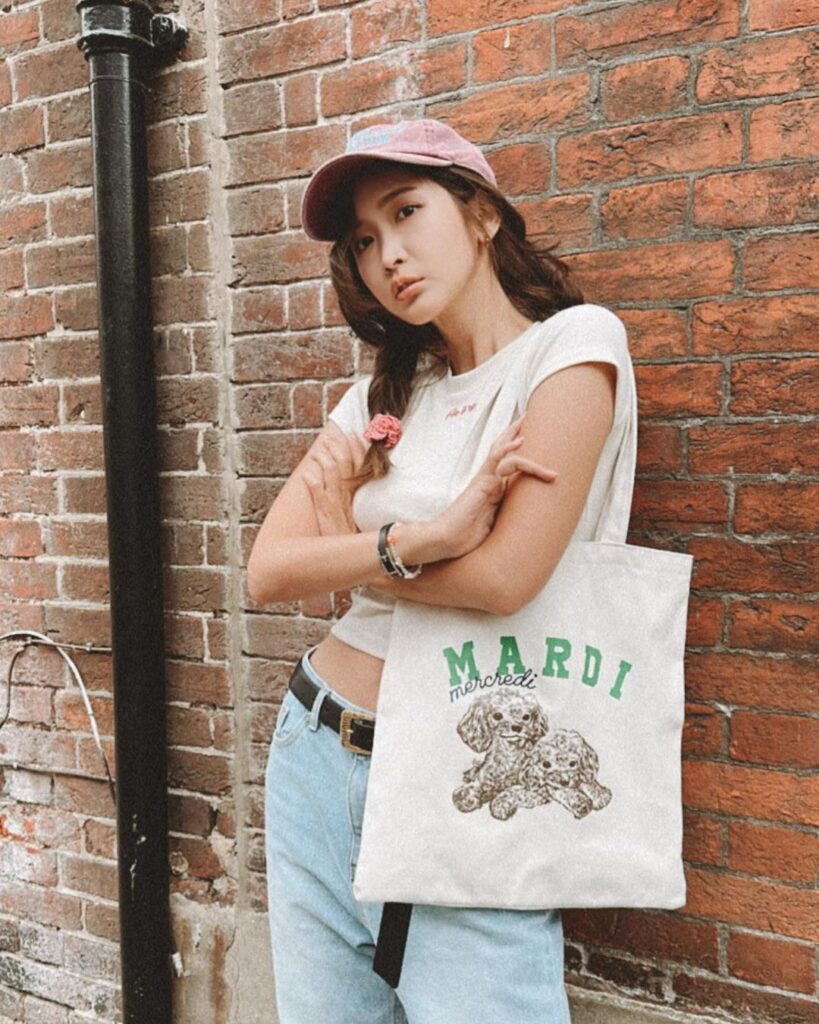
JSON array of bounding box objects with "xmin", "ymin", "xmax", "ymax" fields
[{"xmin": 300, "ymin": 118, "xmax": 498, "ymax": 241}]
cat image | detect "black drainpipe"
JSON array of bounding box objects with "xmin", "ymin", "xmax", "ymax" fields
[{"xmin": 75, "ymin": 4, "xmax": 187, "ymax": 1022}]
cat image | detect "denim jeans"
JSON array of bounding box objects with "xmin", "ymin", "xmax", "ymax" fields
[{"xmin": 264, "ymin": 646, "xmax": 572, "ymax": 1024}]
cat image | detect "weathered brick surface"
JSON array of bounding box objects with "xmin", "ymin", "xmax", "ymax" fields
[{"xmin": 1, "ymin": 1, "xmax": 817, "ymax": 1021}]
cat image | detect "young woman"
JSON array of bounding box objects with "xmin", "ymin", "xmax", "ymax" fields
[{"xmin": 248, "ymin": 119, "xmax": 632, "ymax": 1024}]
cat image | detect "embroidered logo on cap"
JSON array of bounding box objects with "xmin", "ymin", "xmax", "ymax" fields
[{"xmin": 348, "ymin": 125, "xmax": 403, "ymax": 153}]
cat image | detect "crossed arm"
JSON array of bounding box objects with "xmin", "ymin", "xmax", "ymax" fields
[{"xmin": 246, "ymin": 361, "xmax": 616, "ymax": 616}]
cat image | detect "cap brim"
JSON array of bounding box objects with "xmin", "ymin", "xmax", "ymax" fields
[{"xmin": 301, "ymin": 151, "xmax": 453, "ymax": 241}]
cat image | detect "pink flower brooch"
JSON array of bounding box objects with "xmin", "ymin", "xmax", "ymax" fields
[{"xmin": 364, "ymin": 413, "xmax": 402, "ymax": 449}]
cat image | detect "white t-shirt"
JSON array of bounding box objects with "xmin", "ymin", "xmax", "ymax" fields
[{"xmin": 326, "ymin": 302, "xmax": 636, "ymax": 659}]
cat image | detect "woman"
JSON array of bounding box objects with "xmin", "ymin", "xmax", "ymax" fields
[{"xmin": 248, "ymin": 119, "xmax": 631, "ymax": 1024}]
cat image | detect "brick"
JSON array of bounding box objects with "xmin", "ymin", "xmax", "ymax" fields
[
  {"xmin": 0, "ymin": 882, "xmax": 81, "ymax": 931},
  {"xmin": 602, "ymin": 178, "xmax": 688, "ymax": 241},
  {"xmin": 489, "ymin": 141, "xmax": 550, "ymax": 197},
  {"xmin": 631, "ymin": 478, "xmax": 727, "ymax": 532},
  {"xmin": 25, "ymin": 141, "xmax": 93, "ymax": 193},
  {"xmin": 42, "ymin": 0, "xmax": 80, "ymax": 43},
  {"xmin": 695, "ymin": 163, "xmax": 818, "ymax": 230},
  {"xmin": 0, "ymin": 521, "xmax": 42, "ymax": 558},
  {"xmin": 166, "ymin": 660, "xmax": 232, "ymax": 708},
  {"xmin": 288, "ymin": 282, "xmax": 322, "ymax": 328},
  {"xmin": 0, "ymin": 431, "xmax": 34, "ymax": 473},
  {"xmin": 350, "ymin": 0, "xmax": 420, "ymax": 59},
  {"xmin": 321, "ymin": 43, "xmax": 467, "ymax": 117},
  {"xmin": 58, "ymin": 854, "xmax": 117, "ymax": 901},
  {"xmin": 638, "ymin": 362, "xmax": 721, "ymax": 417},
  {"xmin": 567, "ymin": 239, "xmax": 734, "ymax": 301},
  {"xmin": 429, "ymin": 0, "xmax": 572, "ymax": 36},
  {"xmin": 160, "ymin": 475, "xmax": 228, "ymax": 520},
  {"xmin": 236, "ymin": 431, "xmax": 314, "ymax": 476},
  {"xmin": 0, "ymin": 58, "xmax": 10, "ymax": 107},
  {"xmin": 49, "ymin": 192, "xmax": 94, "ymax": 239},
  {"xmin": 220, "ymin": 14, "xmax": 345, "ymax": 85},
  {"xmin": 692, "ymin": 295, "xmax": 819, "ymax": 356},
  {"xmin": 152, "ymin": 275, "xmax": 213, "ymax": 326},
  {"xmin": 683, "ymin": 760, "xmax": 817, "ymax": 826},
  {"xmin": 749, "ymin": 0, "xmax": 819, "ymax": 30},
  {"xmin": 282, "ymin": 72, "xmax": 316, "ymax": 128},
  {"xmin": 689, "ymin": 536, "xmax": 817, "ymax": 594},
  {"xmin": 729, "ymin": 711, "xmax": 819, "ymax": 769},
  {"xmin": 728, "ymin": 930, "xmax": 815, "ymax": 994},
  {"xmin": 232, "ymin": 329, "xmax": 353, "ymax": 382},
  {"xmin": 19, "ymin": 925, "xmax": 64, "ymax": 973},
  {"xmin": 683, "ymin": 703, "xmax": 723, "ymax": 757},
  {"xmin": 684, "ymin": 867, "xmax": 819, "ymax": 941},
  {"xmin": 26, "ymin": 238, "xmax": 95, "ymax": 289},
  {"xmin": 688, "ymin": 421, "xmax": 819, "ymax": 474},
  {"xmin": 0, "ymin": 724, "xmax": 75, "ymax": 772},
  {"xmin": 0, "ymin": 294, "xmax": 52, "ymax": 342},
  {"xmin": 557, "ymin": 0, "xmax": 740, "ymax": 66},
  {"xmin": 429, "ymin": 72, "xmax": 589, "ymax": 143},
  {"xmin": 673, "ymin": 970, "xmax": 819, "ymax": 1024},
  {"xmin": 735, "ymin": 482, "xmax": 819, "ymax": 535},
  {"xmin": 731, "ymin": 356, "xmax": 819, "ymax": 416},
  {"xmin": 0, "ymin": 247, "xmax": 24, "ymax": 290},
  {"xmin": 557, "ymin": 112, "xmax": 742, "ymax": 187},
  {"xmin": 218, "ymin": 0, "xmax": 282, "ymax": 35},
  {"xmin": 0, "ymin": 9, "xmax": 39, "ymax": 52},
  {"xmin": 750, "ymin": 97, "xmax": 819, "ymax": 162},
  {"xmin": 730, "ymin": 597, "xmax": 819, "ymax": 654},
  {"xmin": 47, "ymin": 520, "xmax": 106, "ymax": 561},
  {"xmin": 149, "ymin": 168, "xmax": 210, "ymax": 226},
  {"xmin": 0, "ymin": 561, "xmax": 57, "ymax": 601},
  {"xmin": 231, "ymin": 286, "xmax": 286, "ymax": 334},
  {"xmin": 234, "ymin": 385, "xmax": 293, "ymax": 431},
  {"xmin": 45, "ymin": 91, "xmax": 90, "ymax": 145},
  {"xmin": 0, "ymin": 201, "xmax": 46, "ymax": 248},
  {"xmin": 4, "ymin": 683, "xmax": 54, "ymax": 729},
  {"xmin": 744, "ymin": 230, "xmax": 819, "ymax": 291},
  {"xmin": 226, "ymin": 185, "xmax": 285, "ymax": 237},
  {"xmin": 84, "ymin": 902, "xmax": 118, "ymax": 943},
  {"xmin": 0, "ymin": 106, "xmax": 44, "ymax": 156},
  {"xmin": 231, "ymin": 234, "xmax": 330, "ymax": 285},
  {"xmin": 282, "ymin": 0, "xmax": 312, "ymax": 17},
  {"xmin": 0, "ymin": 476, "xmax": 56, "ymax": 516},
  {"xmin": 243, "ymin": 615, "xmax": 328, "ymax": 660},
  {"xmin": 223, "ymin": 79, "xmax": 282, "ymax": 137},
  {"xmin": 729, "ymin": 821, "xmax": 818, "ymax": 885},
  {"xmin": 0, "ymin": 845, "xmax": 57, "ymax": 887},
  {"xmin": 226, "ymin": 123, "xmax": 344, "ymax": 187},
  {"xmin": 683, "ymin": 810, "xmax": 723, "ymax": 867},
  {"xmin": 473, "ymin": 20, "xmax": 551, "ymax": 83},
  {"xmin": 514, "ymin": 193, "xmax": 594, "ymax": 251},
  {"xmin": 167, "ymin": 749, "xmax": 232, "ymax": 796},
  {"xmin": 697, "ymin": 31, "xmax": 819, "ymax": 102},
  {"xmin": 61, "ymin": 934, "xmax": 118, "ymax": 984},
  {"xmin": 620, "ymin": 308, "xmax": 688, "ymax": 360},
  {"xmin": 0, "ymin": 341, "xmax": 32, "ymax": 384},
  {"xmin": 164, "ymin": 567, "xmax": 227, "ymax": 613},
  {"xmin": 602, "ymin": 55, "xmax": 690, "ymax": 121},
  {"xmin": 147, "ymin": 65, "xmax": 208, "ymax": 122},
  {"xmin": 12, "ymin": 42, "xmax": 87, "ymax": 100}
]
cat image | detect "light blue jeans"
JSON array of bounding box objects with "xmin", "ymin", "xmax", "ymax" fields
[{"xmin": 264, "ymin": 647, "xmax": 572, "ymax": 1024}]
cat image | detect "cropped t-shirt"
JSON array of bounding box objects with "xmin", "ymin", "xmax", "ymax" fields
[{"xmin": 326, "ymin": 302, "xmax": 636, "ymax": 660}]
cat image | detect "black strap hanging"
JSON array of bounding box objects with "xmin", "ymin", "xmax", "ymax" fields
[{"xmin": 373, "ymin": 902, "xmax": 413, "ymax": 988}]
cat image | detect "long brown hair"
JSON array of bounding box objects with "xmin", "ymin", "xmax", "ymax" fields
[{"xmin": 328, "ymin": 162, "xmax": 584, "ymax": 480}]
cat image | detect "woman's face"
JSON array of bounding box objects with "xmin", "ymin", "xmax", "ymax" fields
[{"xmin": 349, "ymin": 165, "xmax": 488, "ymax": 326}]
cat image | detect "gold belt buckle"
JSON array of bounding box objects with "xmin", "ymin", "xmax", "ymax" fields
[{"xmin": 340, "ymin": 708, "xmax": 375, "ymax": 755}]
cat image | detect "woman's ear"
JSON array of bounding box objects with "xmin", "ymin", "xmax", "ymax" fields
[{"xmin": 470, "ymin": 193, "xmax": 501, "ymax": 246}]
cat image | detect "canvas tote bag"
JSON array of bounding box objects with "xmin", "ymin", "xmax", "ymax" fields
[{"xmin": 355, "ymin": 366, "xmax": 694, "ymax": 982}]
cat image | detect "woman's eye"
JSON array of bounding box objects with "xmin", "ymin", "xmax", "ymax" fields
[
  {"xmin": 396, "ymin": 204, "xmax": 417, "ymax": 220},
  {"xmin": 353, "ymin": 236, "xmax": 372, "ymax": 254}
]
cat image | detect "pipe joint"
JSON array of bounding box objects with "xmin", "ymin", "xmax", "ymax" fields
[{"xmin": 76, "ymin": 0, "xmax": 187, "ymax": 62}]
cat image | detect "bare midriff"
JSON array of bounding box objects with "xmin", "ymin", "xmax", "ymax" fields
[{"xmin": 308, "ymin": 632, "xmax": 384, "ymax": 713}]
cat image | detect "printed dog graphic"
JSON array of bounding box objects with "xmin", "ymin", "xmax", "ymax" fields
[
  {"xmin": 490, "ymin": 729, "xmax": 612, "ymax": 820},
  {"xmin": 452, "ymin": 690, "xmax": 549, "ymax": 820}
]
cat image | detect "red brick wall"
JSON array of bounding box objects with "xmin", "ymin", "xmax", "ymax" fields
[{"xmin": 1, "ymin": 0, "xmax": 817, "ymax": 1021}]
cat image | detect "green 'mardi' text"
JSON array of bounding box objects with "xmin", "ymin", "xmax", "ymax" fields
[{"xmin": 442, "ymin": 635, "xmax": 633, "ymax": 701}]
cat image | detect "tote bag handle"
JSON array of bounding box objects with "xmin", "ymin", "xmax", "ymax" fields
[{"xmin": 594, "ymin": 358, "xmax": 639, "ymax": 546}]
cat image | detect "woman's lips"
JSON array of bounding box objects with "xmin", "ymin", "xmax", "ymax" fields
[{"xmin": 395, "ymin": 278, "xmax": 423, "ymax": 301}]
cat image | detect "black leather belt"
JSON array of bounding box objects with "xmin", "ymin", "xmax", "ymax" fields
[
  {"xmin": 288, "ymin": 656, "xmax": 376, "ymax": 755},
  {"xmin": 287, "ymin": 654, "xmax": 412, "ymax": 988}
]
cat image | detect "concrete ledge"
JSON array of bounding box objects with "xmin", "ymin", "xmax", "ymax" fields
[{"xmin": 569, "ymin": 986, "xmax": 732, "ymax": 1024}]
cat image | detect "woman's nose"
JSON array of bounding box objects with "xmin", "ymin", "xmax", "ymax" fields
[{"xmin": 380, "ymin": 235, "xmax": 405, "ymax": 271}]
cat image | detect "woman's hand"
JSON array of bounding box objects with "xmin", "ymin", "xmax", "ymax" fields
[
  {"xmin": 301, "ymin": 428, "xmax": 368, "ymax": 536},
  {"xmin": 432, "ymin": 416, "xmax": 558, "ymax": 560}
]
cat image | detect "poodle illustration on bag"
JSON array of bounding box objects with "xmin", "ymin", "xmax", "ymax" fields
[{"xmin": 452, "ymin": 691, "xmax": 612, "ymax": 821}]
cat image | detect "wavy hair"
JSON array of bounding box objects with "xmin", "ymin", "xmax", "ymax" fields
[{"xmin": 328, "ymin": 162, "xmax": 584, "ymax": 480}]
